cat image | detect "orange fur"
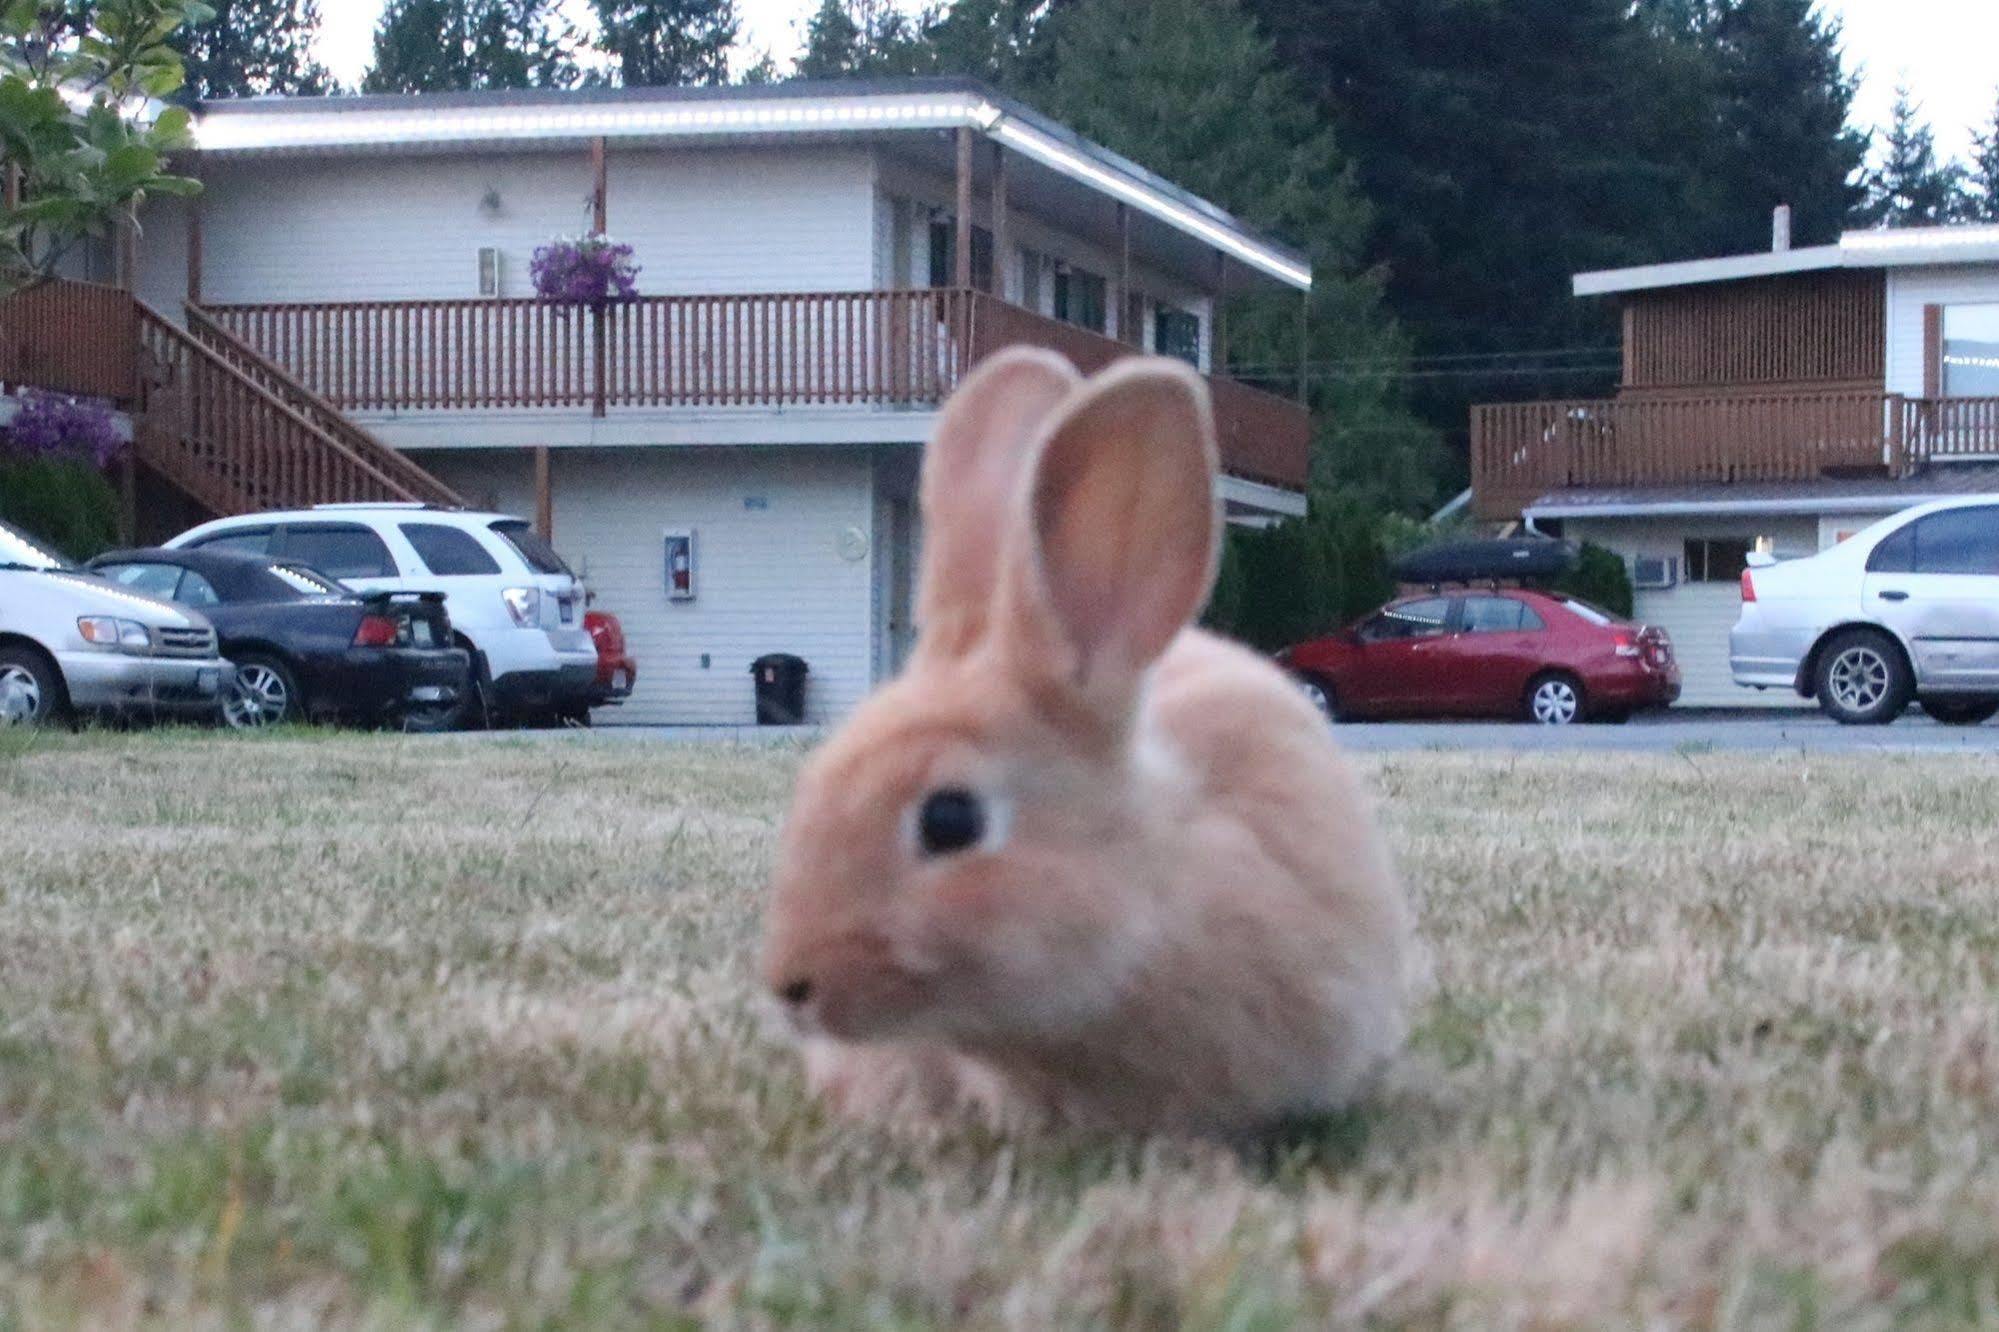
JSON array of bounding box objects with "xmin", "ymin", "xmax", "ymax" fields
[{"xmin": 760, "ymin": 350, "xmax": 1411, "ymax": 1134}]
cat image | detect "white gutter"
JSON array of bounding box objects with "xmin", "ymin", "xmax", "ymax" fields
[
  {"xmin": 1524, "ymin": 494, "xmax": 1974, "ymax": 520},
  {"xmin": 1574, "ymin": 222, "xmax": 1999, "ymax": 297},
  {"xmin": 191, "ymin": 91, "xmax": 1311, "ymax": 291},
  {"xmin": 1219, "ymin": 474, "xmax": 1308, "ymax": 517}
]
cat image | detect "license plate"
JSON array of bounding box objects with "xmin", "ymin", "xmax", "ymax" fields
[
  {"xmin": 560, "ymin": 600, "xmax": 575, "ymax": 625},
  {"xmin": 196, "ymin": 669, "xmax": 219, "ymax": 694},
  {"xmin": 612, "ymin": 670, "xmax": 629, "ymax": 692}
]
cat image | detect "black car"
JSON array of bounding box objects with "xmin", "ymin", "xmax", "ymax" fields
[{"xmin": 85, "ymin": 547, "xmax": 471, "ymax": 731}]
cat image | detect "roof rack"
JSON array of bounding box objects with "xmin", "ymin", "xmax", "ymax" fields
[{"xmin": 311, "ymin": 501, "xmax": 432, "ymax": 511}]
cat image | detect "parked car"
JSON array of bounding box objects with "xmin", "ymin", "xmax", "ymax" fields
[
  {"xmin": 0, "ymin": 520, "xmax": 231, "ymax": 727},
  {"xmin": 1278, "ymin": 588, "xmax": 1681, "ymax": 724},
  {"xmin": 582, "ymin": 607, "xmax": 636, "ymax": 721},
  {"xmin": 85, "ymin": 547, "xmax": 471, "ymax": 730},
  {"xmin": 1731, "ymin": 495, "xmax": 1999, "ymax": 725},
  {"xmin": 166, "ymin": 505, "xmax": 598, "ymax": 726}
]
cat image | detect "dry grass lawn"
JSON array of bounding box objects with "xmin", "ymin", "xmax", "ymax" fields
[{"xmin": 2, "ymin": 726, "xmax": 1999, "ymax": 1327}]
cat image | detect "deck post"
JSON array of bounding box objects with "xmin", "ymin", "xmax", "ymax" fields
[
  {"xmin": 1212, "ymin": 252, "xmax": 1229, "ymax": 374},
  {"xmin": 1297, "ymin": 289, "xmax": 1309, "ymax": 405},
  {"xmin": 1116, "ymin": 203, "xmax": 1131, "ymax": 345},
  {"xmin": 954, "ymin": 126, "xmax": 974, "ymax": 290},
  {"xmin": 990, "ymin": 141, "xmax": 1007, "ymax": 300},
  {"xmin": 186, "ymin": 155, "xmax": 204, "ymax": 305},
  {"xmin": 534, "ymin": 446, "xmax": 553, "ymax": 541},
  {"xmin": 591, "ymin": 136, "xmax": 608, "ymax": 416}
]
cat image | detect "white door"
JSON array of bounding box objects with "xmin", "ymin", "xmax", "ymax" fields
[{"xmin": 1861, "ymin": 504, "xmax": 1999, "ymax": 691}]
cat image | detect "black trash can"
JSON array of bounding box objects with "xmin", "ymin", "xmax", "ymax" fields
[{"xmin": 751, "ymin": 653, "xmax": 809, "ymax": 725}]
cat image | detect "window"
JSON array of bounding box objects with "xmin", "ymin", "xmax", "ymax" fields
[
  {"xmin": 1154, "ymin": 306, "xmax": 1201, "ymax": 367},
  {"xmin": 401, "ymin": 522, "xmax": 502, "ymax": 576},
  {"xmin": 104, "ymin": 562, "xmax": 183, "ymax": 600},
  {"xmin": 192, "ymin": 527, "xmax": 273, "ymax": 557},
  {"xmin": 927, "ymin": 219, "xmax": 994, "ymax": 292},
  {"xmin": 1461, "ymin": 596, "xmax": 1544, "ymax": 633},
  {"xmin": 280, "ymin": 525, "xmax": 398, "ymax": 579},
  {"xmin": 176, "ymin": 570, "xmax": 221, "ymax": 608},
  {"xmin": 490, "ymin": 519, "xmax": 570, "ymax": 576},
  {"xmin": 1054, "ymin": 265, "xmax": 1107, "ymax": 333},
  {"xmin": 1912, "ymin": 507, "xmax": 1999, "ymax": 575},
  {"xmin": 1943, "ymin": 304, "xmax": 1999, "ymax": 397},
  {"xmin": 1683, "ymin": 537, "xmax": 1754, "ymax": 583},
  {"xmin": 1558, "ymin": 597, "xmax": 1622, "ymax": 627},
  {"xmin": 1866, "ymin": 522, "xmax": 1916, "ymax": 573},
  {"xmin": 1357, "ymin": 597, "xmax": 1452, "ymax": 643}
]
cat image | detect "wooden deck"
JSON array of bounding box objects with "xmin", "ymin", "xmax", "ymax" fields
[
  {"xmin": 203, "ymin": 289, "xmax": 1311, "ymax": 489},
  {"xmin": 1471, "ymin": 390, "xmax": 1999, "ymax": 519}
]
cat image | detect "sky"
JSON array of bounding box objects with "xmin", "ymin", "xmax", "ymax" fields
[{"xmin": 317, "ymin": 0, "xmax": 1998, "ymax": 162}]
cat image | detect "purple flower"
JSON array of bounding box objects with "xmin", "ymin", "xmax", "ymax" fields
[
  {"xmin": 4, "ymin": 390, "xmax": 123, "ymax": 468},
  {"xmin": 530, "ymin": 233, "xmax": 641, "ymax": 311}
]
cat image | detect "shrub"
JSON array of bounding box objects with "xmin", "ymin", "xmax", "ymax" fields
[
  {"xmin": 4, "ymin": 390, "xmax": 122, "ymax": 467},
  {"xmin": 0, "ymin": 456, "xmax": 119, "ymax": 560},
  {"xmin": 1553, "ymin": 541, "xmax": 1635, "ymax": 619}
]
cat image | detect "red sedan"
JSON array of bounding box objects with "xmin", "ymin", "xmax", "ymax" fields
[{"xmin": 1276, "ymin": 589, "xmax": 1680, "ymax": 724}]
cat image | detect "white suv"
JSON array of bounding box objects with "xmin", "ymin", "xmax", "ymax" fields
[
  {"xmin": 167, "ymin": 505, "xmax": 598, "ymax": 724},
  {"xmin": 1731, "ymin": 494, "xmax": 1999, "ymax": 725}
]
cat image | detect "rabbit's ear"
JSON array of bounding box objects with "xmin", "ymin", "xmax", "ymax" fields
[
  {"xmin": 1003, "ymin": 358, "xmax": 1219, "ymax": 704},
  {"xmin": 917, "ymin": 347, "xmax": 1081, "ymax": 656}
]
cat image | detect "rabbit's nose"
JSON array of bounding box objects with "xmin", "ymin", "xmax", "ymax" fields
[{"xmin": 777, "ymin": 977, "xmax": 814, "ymax": 1007}]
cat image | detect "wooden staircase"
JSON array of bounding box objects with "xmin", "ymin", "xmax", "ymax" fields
[{"xmin": 0, "ymin": 278, "xmax": 462, "ymax": 521}]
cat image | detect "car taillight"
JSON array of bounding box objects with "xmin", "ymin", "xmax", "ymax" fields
[
  {"xmin": 1612, "ymin": 631, "xmax": 1641, "ymax": 658},
  {"xmin": 353, "ymin": 614, "xmax": 400, "ymax": 648},
  {"xmin": 1741, "ymin": 569, "xmax": 1757, "ymax": 602}
]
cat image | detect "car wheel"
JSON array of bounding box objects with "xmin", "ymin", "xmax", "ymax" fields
[
  {"xmin": 1294, "ymin": 674, "xmax": 1338, "ymax": 722},
  {"xmin": 223, "ymin": 654, "xmax": 302, "ymax": 730},
  {"xmin": 0, "ymin": 646, "xmax": 68, "ymax": 728},
  {"xmin": 1920, "ymin": 697, "xmax": 1999, "ymax": 726},
  {"xmin": 1814, "ymin": 630, "xmax": 1912, "ymax": 726},
  {"xmin": 1525, "ymin": 672, "xmax": 1584, "ymax": 725}
]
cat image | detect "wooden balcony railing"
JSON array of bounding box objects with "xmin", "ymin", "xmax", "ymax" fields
[
  {"xmin": 206, "ymin": 288, "xmax": 1312, "ymax": 489},
  {"xmin": 1470, "ymin": 390, "xmax": 1999, "ymax": 520},
  {"xmin": 0, "ymin": 278, "xmax": 137, "ymax": 400}
]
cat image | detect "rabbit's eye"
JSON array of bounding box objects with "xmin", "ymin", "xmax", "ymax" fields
[{"xmin": 916, "ymin": 788, "xmax": 986, "ymax": 856}]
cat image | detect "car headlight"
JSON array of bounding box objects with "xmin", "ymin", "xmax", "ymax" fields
[
  {"xmin": 77, "ymin": 617, "xmax": 151, "ymax": 651},
  {"xmin": 501, "ymin": 587, "xmax": 542, "ymax": 628}
]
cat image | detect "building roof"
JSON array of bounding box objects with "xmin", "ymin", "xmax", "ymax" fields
[
  {"xmin": 1523, "ymin": 462, "xmax": 1999, "ymax": 519},
  {"xmin": 1573, "ymin": 223, "xmax": 1999, "ymax": 298},
  {"xmin": 187, "ymin": 78, "xmax": 1311, "ymax": 291}
]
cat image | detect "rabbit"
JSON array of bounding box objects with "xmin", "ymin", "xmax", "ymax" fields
[{"xmin": 759, "ymin": 347, "xmax": 1411, "ymax": 1135}]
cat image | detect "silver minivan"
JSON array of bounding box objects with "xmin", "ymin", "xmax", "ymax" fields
[{"xmin": 0, "ymin": 520, "xmax": 232, "ymax": 726}]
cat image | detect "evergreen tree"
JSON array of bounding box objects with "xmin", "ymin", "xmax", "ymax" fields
[
  {"xmin": 1695, "ymin": 0, "xmax": 1868, "ymax": 250},
  {"xmin": 794, "ymin": 0, "xmax": 930, "ymax": 78},
  {"xmin": 592, "ymin": 0, "xmax": 737, "ymax": 88},
  {"xmin": 1024, "ymin": 0, "xmax": 1438, "ymax": 507},
  {"xmin": 1860, "ymin": 87, "xmax": 1965, "ymax": 227},
  {"xmin": 1963, "ymin": 92, "xmax": 1999, "ymax": 223},
  {"xmin": 362, "ymin": 0, "xmax": 581, "ymax": 93},
  {"xmin": 177, "ymin": 0, "xmax": 333, "ymax": 99}
]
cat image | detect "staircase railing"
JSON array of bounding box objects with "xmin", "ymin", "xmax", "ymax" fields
[
  {"xmin": 182, "ymin": 303, "xmax": 462, "ymax": 507},
  {"xmin": 134, "ymin": 301, "xmax": 443, "ymax": 514}
]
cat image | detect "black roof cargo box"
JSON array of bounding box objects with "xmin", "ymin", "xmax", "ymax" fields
[{"xmin": 1392, "ymin": 538, "xmax": 1579, "ymax": 585}]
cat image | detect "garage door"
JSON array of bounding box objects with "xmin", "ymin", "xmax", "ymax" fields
[{"xmin": 1633, "ymin": 583, "xmax": 1810, "ymax": 709}]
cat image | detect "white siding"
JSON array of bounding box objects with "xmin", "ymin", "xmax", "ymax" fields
[
  {"xmin": 1567, "ymin": 515, "xmax": 1822, "ymax": 708},
  {"xmin": 170, "ymin": 144, "xmax": 877, "ymax": 306},
  {"xmin": 415, "ymin": 445, "xmax": 879, "ymax": 726},
  {"xmin": 1884, "ymin": 264, "xmax": 1999, "ymax": 397},
  {"xmin": 873, "ymin": 154, "xmax": 1215, "ymax": 366}
]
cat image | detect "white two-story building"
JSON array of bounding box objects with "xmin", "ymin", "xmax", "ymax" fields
[{"xmin": 7, "ymin": 79, "xmax": 1313, "ymax": 724}]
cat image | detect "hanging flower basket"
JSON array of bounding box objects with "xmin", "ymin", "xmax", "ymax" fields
[
  {"xmin": 529, "ymin": 233, "xmax": 641, "ymax": 312},
  {"xmin": 3, "ymin": 389, "xmax": 123, "ymax": 468}
]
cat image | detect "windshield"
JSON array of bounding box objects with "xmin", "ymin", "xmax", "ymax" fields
[
  {"xmin": 0, "ymin": 521, "xmax": 74, "ymax": 572},
  {"xmin": 490, "ymin": 519, "xmax": 571, "ymax": 576},
  {"xmin": 1558, "ymin": 596, "xmax": 1627, "ymax": 627},
  {"xmin": 267, "ymin": 563, "xmax": 347, "ymax": 597}
]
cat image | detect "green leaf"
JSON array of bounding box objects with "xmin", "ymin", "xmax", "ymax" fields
[
  {"xmin": 0, "ymin": 0, "xmax": 39, "ymax": 39},
  {"xmin": 145, "ymin": 174, "xmax": 202, "ymax": 198}
]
